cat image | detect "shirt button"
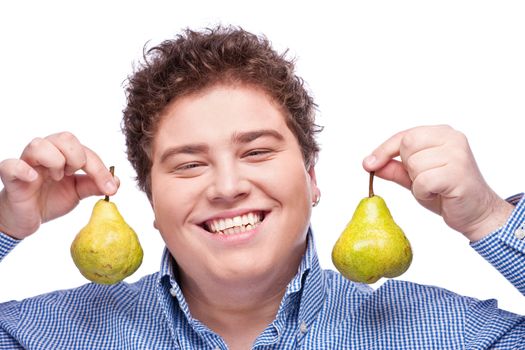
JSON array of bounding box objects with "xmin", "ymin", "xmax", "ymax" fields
[
  {"xmin": 299, "ymin": 321, "xmax": 308, "ymax": 334},
  {"xmin": 169, "ymin": 287, "xmax": 177, "ymax": 297},
  {"xmin": 515, "ymin": 227, "xmax": 525, "ymax": 240}
]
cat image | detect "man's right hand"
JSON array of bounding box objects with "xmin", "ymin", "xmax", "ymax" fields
[{"xmin": 0, "ymin": 132, "xmax": 118, "ymax": 240}]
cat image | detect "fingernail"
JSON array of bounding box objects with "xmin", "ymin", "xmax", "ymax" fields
[
  {"xmin": 27, "ymin": 168, "xmax": 38, "ymax": 181},
  {"xmin": 364, "ymin": 155, "xmax": 376, "ymax": 166},
  {"xmin": 104, "ymin": 179, "xmax": 117, "ymax": 193}
]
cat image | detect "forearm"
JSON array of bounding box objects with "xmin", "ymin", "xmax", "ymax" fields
[{"xmin": 471, "ymin": 193, "xmax": 525, "ymax": 295}]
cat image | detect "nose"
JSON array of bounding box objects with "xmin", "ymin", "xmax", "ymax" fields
[{"xmin": 206, "ymin": 161, "xmax": 251, "ymax": 204}]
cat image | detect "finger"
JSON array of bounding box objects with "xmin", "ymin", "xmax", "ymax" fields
[
  {"xmin": 45, "ymin": 132, "xmax": 87, "ymax": 176},
  {"xmin": 363, "ymin": 125, "xmax": 452, "ymax": 172},
  {"xmin": 404, "ymin": 147, "xmax": 448, "ymax": 181},
  {"xmin": 0, "ymin": 159, "xmax": 39, "ymax": 185},
  {"xmin": 411, "ymin": 166, "xmax": 452, "ymax": 202},
  {"xmin": 362, "ymin": 130, "xmax": 405, "ymax": 172},
  {"xmin": 45, "ymin": 132, "xmax": 118, "ymax": 195},
  {"xmin": 20, "ymin": 137, "xmax": 67, "ymax": 181},
  {"xmin": 398, "ymin": 126, "xmax": 450, "ymax": 164},
  {"xmin": 81, "ymin": 147, "xmax": 118, "ymax": 196},
  {"xmin": 75, "ymin": 174, "xmax": 121, "ymax": 200},
  {"xmin": 373, "ymin": 159, "xmax": 412, "ymax": 190}
]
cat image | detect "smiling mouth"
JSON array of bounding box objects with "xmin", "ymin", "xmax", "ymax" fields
[{"xmin": 203, "ymin": 211, "xmax": 265, "ymax": 235}]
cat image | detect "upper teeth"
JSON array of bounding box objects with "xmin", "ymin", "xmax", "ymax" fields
[{"xmin": 206, "ymin": 212, "xmax": 263, "ymax": 234}]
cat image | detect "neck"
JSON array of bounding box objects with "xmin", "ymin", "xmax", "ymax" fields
[
  {"xmin": 185, "ymin": 281, "xmax": 284, "ymax": 349},
  {"xmin": 179, "ymin": 252, "xmax": 303, "ymax": 349}
]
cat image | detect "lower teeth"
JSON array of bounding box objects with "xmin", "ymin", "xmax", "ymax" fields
[{"xmin": 219, "ymin": 223, "xmax": 255, "ymax": 235}]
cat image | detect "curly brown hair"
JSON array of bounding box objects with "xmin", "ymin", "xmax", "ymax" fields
[{"xmin": 122, "ymin": 25, "xmax": 322, "ymax": 199}]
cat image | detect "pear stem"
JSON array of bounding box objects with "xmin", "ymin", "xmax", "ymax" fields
[
  {"xmin": 369, "ymin": 171, "xmax": 375, "ymax": 198},
  {"xmin": 104, "ymin": 166, "xmax": 115, "ymax": 202}
]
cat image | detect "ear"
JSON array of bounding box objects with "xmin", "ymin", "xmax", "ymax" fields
[
  {"xmin": 149, "ymin": 196, "xmax": 159, "ymax": 230},
  {"xmin": 307, "ymin": 166, "xmax": 321, "ymax": 206}
]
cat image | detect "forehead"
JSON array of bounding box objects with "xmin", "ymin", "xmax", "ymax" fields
[{"xmin": 153, "ymin": 84, "xmax": 293, "ymax": 147}]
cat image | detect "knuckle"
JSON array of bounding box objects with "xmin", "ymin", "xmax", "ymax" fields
[
  {"xmin": 436, "ymin": 124, "xmax": 453, "ymax": 131},
  {"xmin": 412, "ymin": 175, "xmax": 430, "ymax": 198},
  {"xmin": 440, "ymin": 125, "xmax": 464, "ymax": 140},
  {"xmin": 13, "ymin": 159, "xmax": 25, "ymax": 172},
  {"xmin": 56, "ymin": 131, "xmax": 77, "ymax": 143},
  {"xmin": 400, "ymin": 132, "xmax": 417, "ymax": 150},
  {"xmin": 405, "ymin": 156, "xmax": 417, "ymax": 173},
  {"xmin": 0, "ymin": 159, "xmax": 9, "ymax": 177},
  {"xmin": 27, "ymin": 137, "xmax": 44, "ymax": 150},
  {"xmin": 0, "ymin": 159, "xmax": 24, "ymax": 181},
  {"xmin": 455, "ymin": 130, "xmax": 468, "ymax": 144},
  {"xmin": 76, "ymin": 153, "xmax": 88, "ymax": 168},
  {"xmin": 69, "ymin": 150, "xmax": 88, "ymax": 169},
  {"xmin": 455, "ymin": 151, "xmax": 470, "ymax": 168},
  {"xmin": 449, "ymin": 130, "xmax": 469, "ymax": 150},
  {"xmin": 52, "ymin": 132, "xmax": 87, "ymax": 167}
]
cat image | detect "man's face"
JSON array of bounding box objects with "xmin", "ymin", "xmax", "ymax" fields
[{"xmin": 150, "ymin": 84, "xmax": 319, "ymax": 285}]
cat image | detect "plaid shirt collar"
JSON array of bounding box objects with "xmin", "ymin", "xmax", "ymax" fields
[{"xmin": 156, "ymin": 227, "xmax": 325, "ymax": 339}]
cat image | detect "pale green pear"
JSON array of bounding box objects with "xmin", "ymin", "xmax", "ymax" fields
[
  {"xmin": 332, "ymin": 173, "xmax": 412, "ymax": 284},
  {"xmin": 71, "ymin": 198, "xmax": 143, "ymax": 285}
]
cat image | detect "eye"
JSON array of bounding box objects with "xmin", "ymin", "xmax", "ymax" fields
[
  {"xmin": 244, "ymin": 149, "xmax": 272, "ymax": 158},
  {"xmin": 171, "ymin": 162, "xmax": 207, "ymax": 177},
  {"xmin": 178, "ymin": 163, "xmax": 202, "ymax": 170}
]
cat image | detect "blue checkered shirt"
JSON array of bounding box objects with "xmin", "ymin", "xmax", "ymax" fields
[{"xmin": 1, "ymin": 195, "xmax": 524, "ymax": 349}]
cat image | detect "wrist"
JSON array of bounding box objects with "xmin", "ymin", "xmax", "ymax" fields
[
  {"xmin": 465, "ymin": 198, "xmax": 514, "ymax": 242},
  {"xmin": 0, "ymin": 222, "xmax": 19, "ymax": 240},
  {"xmin": 0, "ymin": 209, "xmax": 34, "ymax": 240}
]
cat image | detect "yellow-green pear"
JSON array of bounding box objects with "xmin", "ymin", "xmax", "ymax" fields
[
  {"xmin": 71, "ymin": 167, "xmax": 143, "ymax": 285},
  {"xmin": 332, "ymin": 172, "xmax": 412, "ymax": 284}
]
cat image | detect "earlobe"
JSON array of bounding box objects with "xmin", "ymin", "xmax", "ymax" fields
[
  {"xmin": 149, "ymin": 192, "xmax": 159, "ymax": 230},
  {"xmin": 308, "ymin": 166, "xmax": 321, "ymax": 207},
  {"xmin": 312, "ymin": 192, "xmax": 321, "ymax": 207}
]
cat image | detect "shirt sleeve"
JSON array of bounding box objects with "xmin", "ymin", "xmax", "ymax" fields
[
  {"xmin": 470, "ymin": 193, "xmax": 525, "ymax": 296},
  {"xmin": 465, "ymin": 298, "xmax": 525, "ymax": 348},
  {"xmin": 0, "ymin": 232, "xmax": 20, "ymax": 263},
  {"xmin": 0, "ymin": 317, "xmax": 24, "ymax": 350}
]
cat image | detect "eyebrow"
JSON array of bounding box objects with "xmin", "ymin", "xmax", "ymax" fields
[
  {"xmin": 159, "ymin": 144, "xmax": 209, "ymax": 164},
  {"xmin": 159, "ymin": 129, "xmax": 284, "ymax": 164},
  {"xmin": 231, "ymin": 129, "xmax": 285, "ymax": 144}
]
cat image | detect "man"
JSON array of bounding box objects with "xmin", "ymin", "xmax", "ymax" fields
[{"xmin": 0, "ymin": 26, "xmax": 523, "ymax": 349}]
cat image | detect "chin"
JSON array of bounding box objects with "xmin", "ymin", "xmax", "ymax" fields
[{"xmin": 217, "ymin": 256, "xmax": 276, "ymax": 281}]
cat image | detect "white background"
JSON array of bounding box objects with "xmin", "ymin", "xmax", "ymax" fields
[{"xmin": 1, "ymin": 1, "xmax": 524, "ymax": 315}]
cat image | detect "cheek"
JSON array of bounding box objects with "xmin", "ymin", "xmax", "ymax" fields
[
  {"xmin": 151, "ymin": 180, "xmax": 201, "ymax": 253},
  {"xmin": 150, "ymin": 173, "xmax": 199, "ymax": 228},
  {"xmin": 260, "ymin": 160, "xmax": 313, "ymax": 207},
  {"xmin": 265, "ymin": 163, "xmax": 313, "ymax": 248}
]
